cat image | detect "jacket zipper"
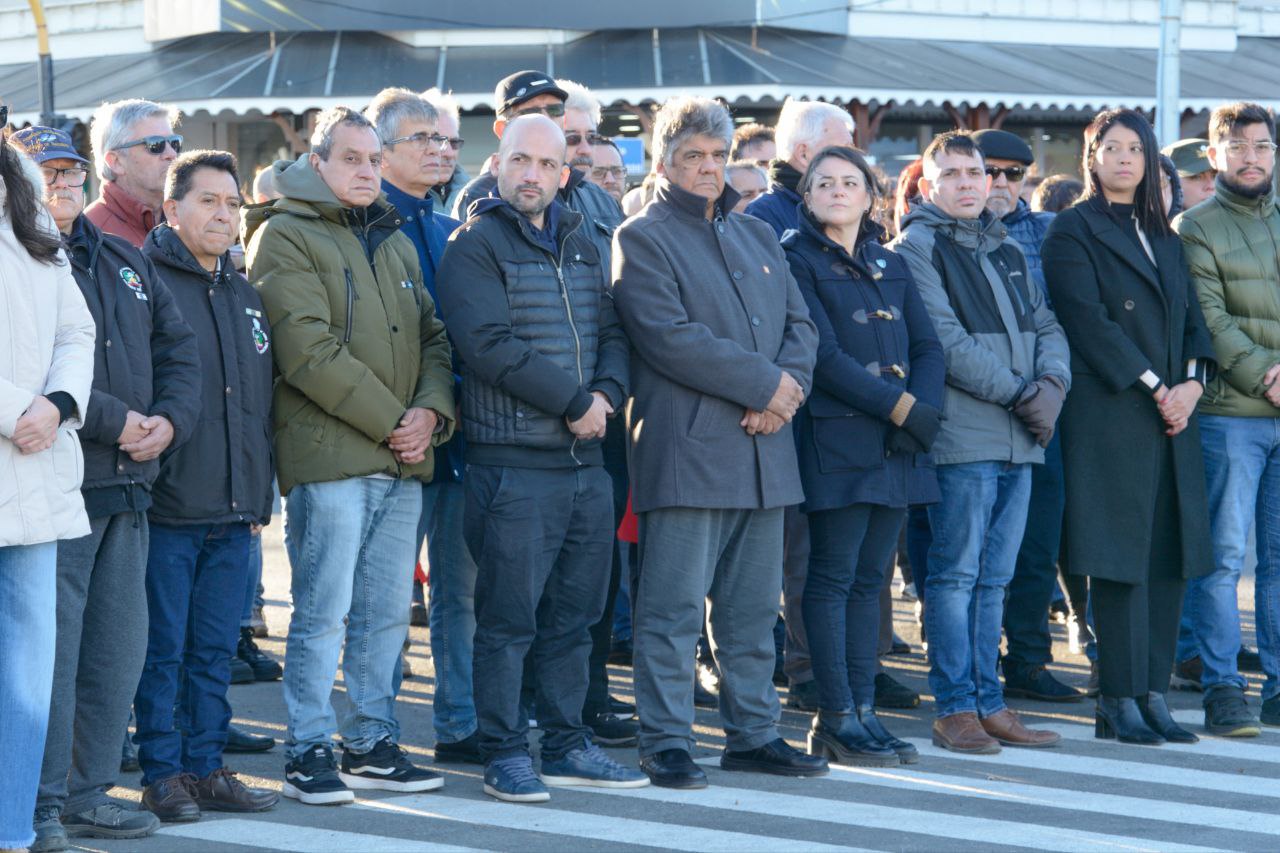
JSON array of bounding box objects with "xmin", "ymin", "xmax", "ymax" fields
[
  {"xmin": 343, "ymin": 268, "xmax": 356, "ymax": 344},
  {"xmin": 548, "ymin": 218, "xmax": 584, "ymax": 464}
]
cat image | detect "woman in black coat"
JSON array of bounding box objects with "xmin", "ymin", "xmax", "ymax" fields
[
  {"xmin": 1042, "ymin": 109, "xmax": 1215, "ymax": 745},
  {"xmin": 784, "ymin": 146, "xmax": 945, "ymax": 766}
]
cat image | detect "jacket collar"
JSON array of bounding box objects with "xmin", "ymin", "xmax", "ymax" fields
[
  {"xmin": 767, "ymin": 160, "xmax": 804, "ymax": 197},
  {"xmin": 474, "ymin": 195, "xmax": 585, "ymax": 258},
  {"xmin": 1079, "ymin": 194, "xmax": 1172, "ymax": 296},
  {"xmin": 903, "ymin": 201, "xmax": 1007, "ymax": 252},
  {"xmin": 653, "ymin": 177, "xmax": 741, "ymax": 223},
  {"xmin": 144, "ymin": 222, "xmax": 231, "ymax": 282},
  {"xmin": 382, "ymin": 179, "xmax": 437, "ymax": 221},
  {"xmin": 795, "ymin": 203, "xmax": 885, "ymax": 267},
  {"xmin": 100, "ymin": 180, "xmax": 159, "ymax": 234},
  {"xmin": 1213, "ymin": 177, "xmax": 1276, "ymax": 217}
]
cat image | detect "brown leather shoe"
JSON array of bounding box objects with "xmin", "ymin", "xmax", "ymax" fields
[
  {"xmin": 142, "ymin": 774, "xmax": 201, "ymax": 822},
  {"xmin": 192, "ymin": 768, "xmax": 280, "ymax": 812},
  {"xmin": 932, "ymin": 712, "xmax": 1000, "ymax": 754},
  {"xmin": 980, "ymin": 708, "xmax": 1061, "ymax": 747}
]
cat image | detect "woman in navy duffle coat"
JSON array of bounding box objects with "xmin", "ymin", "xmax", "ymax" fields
[{"xmin": 782, "ymin": 146, "xmax": 945, "ymax": 767}]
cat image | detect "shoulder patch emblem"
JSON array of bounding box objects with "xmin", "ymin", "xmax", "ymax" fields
[
  {"xmin": 251, "ymin": 317, "xmax": 269, "ymax": 355},
  {"xmin": 120, "ymin": 267, "xmax": 147, "ymax": 300}
]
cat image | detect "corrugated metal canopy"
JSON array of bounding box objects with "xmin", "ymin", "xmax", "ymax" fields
[{"xmin": 2, "ymin": 26, "xmax": 1278, "ymax": 123}]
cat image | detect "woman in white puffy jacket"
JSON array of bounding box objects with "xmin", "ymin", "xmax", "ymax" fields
[{"xmin": 0, "ymin": 134, "xmax": 95, "ymax": 852}]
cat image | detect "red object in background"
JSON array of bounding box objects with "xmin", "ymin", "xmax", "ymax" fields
[
  {"xmin": 415, "ymin": 562, "xmax": 428, "ymax": 584},
  {"xmin": 617, "ymin": 491, "xmax": 638, "ymax": 544}
]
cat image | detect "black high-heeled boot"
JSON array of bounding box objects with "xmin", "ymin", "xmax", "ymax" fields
[
  {"xmin": 1138, "ymin": 692, "xmax": 1199, "ymax": 743},
  {"xmin": 856, "ymin": 704, "xmax": 919, "ymax": 764},
  {"xmin": 808, "ymin": 709, "xmax": 898, "ymax": 767},
  {"xmin": 1095, "ymin": 696, "xmax": 1165, "ymax": 745}
]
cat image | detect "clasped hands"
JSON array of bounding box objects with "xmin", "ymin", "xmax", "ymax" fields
[
  {"xmin": 1154, "ymin": 382, "xmax": 1202, "ymax": 437},
  {"xmin": 742, "ymin": 372, "xmax": 804, "ymax": 437},
  {"xmin": 389, "ymin": 407, "xmax": 440, "ymax": 464}
]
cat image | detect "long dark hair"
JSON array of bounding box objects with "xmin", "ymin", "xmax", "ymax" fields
[
  {"xmin": 1, "ymin": 140, "xmax": 62, "ymax": 265},
  {"xmin": 1081, "ymin": 109, "xmax": 1171, "ymax": 238}
]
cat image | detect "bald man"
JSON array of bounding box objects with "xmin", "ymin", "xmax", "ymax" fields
[{"xmin": 435, "ymin": 115, "xmax": 640, "ymax": 803}]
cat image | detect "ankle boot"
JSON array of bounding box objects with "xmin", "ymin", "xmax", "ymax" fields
[
  {"xmin": 855, "ymin": 704, "xmax": 918, "ymax": 764},
  {"xmin": 807, "ymin": 709, "xmax": 897, "ymax": 767},
  {"xmin": 1138, "ymin": 692, "xmax": 1198, "ymax": 743},
  {"xmin": 1095, "ymin": 696, "xmax": 1164, "ymax": 745}
]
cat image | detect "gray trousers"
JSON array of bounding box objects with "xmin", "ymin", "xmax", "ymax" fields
[
  {"xmin": 634, "ymin": 506, "xmax": 783, "ymax": 757},
  {"xmin": 39, "ymin": 512, "xmax": 149, "ymax": 814}
]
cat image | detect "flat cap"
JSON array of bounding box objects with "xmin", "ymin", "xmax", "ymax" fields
[{"xmin": 973, "ymin": 129, "xmax": 1034, "ymax": 165}]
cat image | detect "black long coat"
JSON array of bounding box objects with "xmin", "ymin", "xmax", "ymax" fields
[{"xmin": 1042, "ymin": 196, "xmax": 1215, "ymax": 585}]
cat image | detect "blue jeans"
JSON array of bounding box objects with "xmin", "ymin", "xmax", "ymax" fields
[
  {"xmin": 134, "ymin": 523, "xmax": 251, "ymax": 785},
  {"xmin": 926, "ymin": 462, "xmax": 1032, "ymax": 718},
  {"xmin": 240, "ymin": 530, "xmax": 264, "ymax": 626},
  {"xmin": 283, "ymin": 478, "xmax": 422, "ymax": 759},
  {"xmin": 0, "ymin": 542, "xmax": 57, "ymax": 849},
  {"xmin": 420, "ymin": 480, "xmax": 479, "ymax": 744},
  {"xmin": 1177, "ymin": 415, "xmax": 1280, "ymax": 699}
]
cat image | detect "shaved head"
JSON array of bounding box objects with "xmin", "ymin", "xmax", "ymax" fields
[{"xmin": 499, "ymin": 113, "xmax": 567, "ymax": 164}]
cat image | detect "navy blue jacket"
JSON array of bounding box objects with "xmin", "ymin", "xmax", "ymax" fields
[
  {"xmin": 1003, "ymin": 199, "xmax": 1055, "ymax": 300},
  {"xmin": 744, "ymin": 161, "xmax": 804, "ymax": 238},
  {"xmin": 783, "ymin": 210, "xmax": 945, "ymax": 511},
  {"xmin": 383, "ymin": 179, "xmax": 465, "ymax": 482}
]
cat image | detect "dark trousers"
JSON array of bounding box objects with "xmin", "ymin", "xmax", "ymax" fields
[
  {"xmin": 584, "ymin": 421, "xmax": 629, "ymax": 717},
  {"xmin": 781, "ymin": 505, "xmax": 812, "ymax": 686},
  {"xmin": 134, "ymin": 522, "xmax": 251, "ymax": 786},
  {"xmin": 906, "ymin": 507, "xmax": 932, "ymax": 611},
  {"xmin": 1003, "ymin": 434, "xmax": 1066, "ymax": 670},
  {"xmin": 466, "ymin": 464, "xmax": 613, "ymax": 762},
  {"xmin": 1091, "ymin": 455, "xmax": 1186, "ymax": 698},
  {"xmin": 804, "ymin": 505, "xmax": 905, "ymax": 709}
]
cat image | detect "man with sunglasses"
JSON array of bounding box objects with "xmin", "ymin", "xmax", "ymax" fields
[
  {"xmin": 85, "ymin": 99, "xmax": 182, "ymax": 248},
  {"xmin": 11, "ymin": 125, "xmax": 201, "ymax": 851},
  {"xmin": 972, "ymin": 129, "xmax": 1084, "ymax": 707}
]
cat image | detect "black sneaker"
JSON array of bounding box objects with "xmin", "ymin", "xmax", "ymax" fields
[
  {"xmin": 785, "ymin": 679, "xmax": 820, "ymax": 711},
  {"xmin": 340, "ymin": 738, "xmax": 444, "ymax": 792},
  {"xmin": 283, "ymin": 745, "xmax": 355, "ymax": 805},
  {"xmin": 435, "ymin": 730, "xmax": 483, "ymax": 765},
  {"xmin": 1003, "ymin": 664, "xmax": 1084, "ymax": 702},
  {"xmin": 229, "ymin": 655, "xmax": 254, "ymax": 685},
  {"xmin": 1261, "ymin": 694, "xmax": 1280, "ymax": 727},
  {"xmin": 608, "ymin": 696, "xmax": 636, "ymax": 720},
  {"xmin": 61, "ymin": 802, "xmax": 159, "ymax": 839},
  {"xmin": 1204, "ymin": 686, "xmax": 1261, "ymax": 737},
  {"xmin": 874, "ymin": 672, "xmax": 920, "ymax": 709},
  {"xmin": 237, "ymin": 627, "xmax": 283, "ymax": 681},
  {"xmin": 588, "ymin": 712, "xmax": 638, "ymax": 747}
]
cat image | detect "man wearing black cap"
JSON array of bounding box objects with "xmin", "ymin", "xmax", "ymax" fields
[
  {"xmin": 972, "ymin": 128, "xmax": 1081, "ymax": 705},
  {"xmin": 1163, "ymin": 138, "xmax": 1217, "ymax": 210}
]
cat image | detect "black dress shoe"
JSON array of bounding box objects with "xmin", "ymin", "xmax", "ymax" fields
[
  {"xmin": 224, "ymin": 724, "xmax": 276, "ymax": 753},
  {"xmin": 1095, "ymin": 696, "xmax": 1164, "ymax": 745},
  {"xmin": 229, "ymin": 656, "xmax": 254, "ymax": 685},
  {"xmin": 721, "ymin": 737, "xmax": 829, "ymax": 777},
  {"xmin": 640, "ymin": 748, "xmax": 708, "ymax": 789},
  {"xmin": 434, "ymin": 730, "xmax": 483, "ymax": 765},
  {"xmin": 1138, "ymin": 692, "xmax": 1198, "ymax": 743}
]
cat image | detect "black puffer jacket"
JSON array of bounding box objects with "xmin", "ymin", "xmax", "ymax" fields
[
  {"xmin": 143, "ymin": 224, "xmax": 274, "ymax": 525},
  {"xmin": 436, "ymin": 197, "xmax": 628, "ymax": 468},
  {"xmin": 64, "ymin": 215, "xmax": 201, "ymax": 519}
]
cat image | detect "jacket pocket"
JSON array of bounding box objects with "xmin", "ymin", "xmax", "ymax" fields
[
  {"xmin": 687, "ymin": 396, "xmax": 737, "ymax": 440},
  {"xmin": 51, "ymin": 428, "xmax": 84, "ymax": 494},
  {"xmin": 811, "ymin": 413, "xmax": 884, "ymax": 473}
]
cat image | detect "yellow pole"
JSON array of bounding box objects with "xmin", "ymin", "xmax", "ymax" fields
[{"xmin": 28, "ymin": 0, "xmax": 56, "ymax": 124}]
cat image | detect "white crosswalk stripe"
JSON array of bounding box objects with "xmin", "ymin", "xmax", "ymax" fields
[{"xmin": 159, "ymin": 818, "xmax": 480, "ymax": 852}]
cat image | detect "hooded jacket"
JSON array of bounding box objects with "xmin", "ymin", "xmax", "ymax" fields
[
  {"xmin": 63, "ymin": 215, "xmax": 202, "ymax": 519},
  {"xmin": 436, "ymin": 196, "xmax": 627, "ymax": 469},
  {"xmin": 889, "ymin": 202, "xmax": 1070, "ymax": 466},
  {"xmin": 143, "ymin": 224, "xmax": 274, "ymax": 525},
  {"xmin": 744, "ymin": 160, "xmax": 804, "ymax": 238},
  {"xmin": 1175, "ymin": 180, "xmax": 1280, "ymax": 418},
  {"xmin": 243, "ymin": 155, "xmax": 456, "ymax": 494}
]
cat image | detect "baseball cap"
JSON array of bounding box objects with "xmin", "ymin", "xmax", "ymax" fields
[
  {"xmin": 494, "ymin": 70, "xmax": 568, "ymax": 116},
  {"xmin": 10, "ymin": 125, "xmax": 89, "ymax": 165},
  {"xmin": 1161, "ymin": 138, "xmax": 1213, "ymax": 177}
]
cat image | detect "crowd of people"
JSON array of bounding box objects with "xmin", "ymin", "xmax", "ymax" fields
[{"xmin": 1, "ymin": 67, "xmax": 1278, "ymax": 852}]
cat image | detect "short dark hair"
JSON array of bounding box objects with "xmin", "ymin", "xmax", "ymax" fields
[
  {"xmin": 1082, "ymin": 108, "xmax": 1170, "ymax": 238},
  {"xmin": 797, "ymin": 145, "xmax": 881, "ymax": 202},
  {"xmin": 1209, "ymin": 102, "xmax": 1276, "ymax": 146},
  {"xmin": 922, "ymin": 130, "xmax": 983, "ymax": 173},
  {"xmin": 731, "ymin": 122, "xmax": 774, "ymax": 159},
  {"xmin": 1031, "ymin": 174, "xmax": 1083, "ymax": 213},
  {"xmin": 165, "ymin": 149, "xmax": 241, "ymax": 202}
]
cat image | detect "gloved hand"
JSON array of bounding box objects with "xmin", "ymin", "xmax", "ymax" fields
[
  {"xmin": 899, "ymin": 399, "xmax": 942, "ymax": 452},
  {"xmin": 886, "ymin": 427, "xmax": 926, "ymax": 456},
  {"xmin": 1013, "ymin": 375, "xmax": 1066, "ymax": 448}
]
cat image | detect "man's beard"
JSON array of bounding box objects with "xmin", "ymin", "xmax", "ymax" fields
[
  {"xmin": 1220, "ymin": 169, "xmax": 1273, "ymax": 199},
  {"xmin": 509, "ymin": 187, "xmax": 552, "ymax": 218},
  {"xmin": 986, "ymin": 189, "xmax": 1015, "ymax": 217}
]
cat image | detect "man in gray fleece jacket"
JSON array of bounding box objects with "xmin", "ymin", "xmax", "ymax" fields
[{"xmin": 889, "ymin": 131, "xmax": 1070, "ymax": 755}]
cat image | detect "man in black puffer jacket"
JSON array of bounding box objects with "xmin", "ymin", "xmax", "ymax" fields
[{"xmin": 435, "ymin": 114, "xmax": 635, "ymax": 804}]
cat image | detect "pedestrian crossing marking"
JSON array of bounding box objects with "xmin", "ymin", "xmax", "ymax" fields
[{"xmin": 159, "ymin": 818, "xmax": 479, "ymax": 852}]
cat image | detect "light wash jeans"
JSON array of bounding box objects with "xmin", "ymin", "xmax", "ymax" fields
[
  {"xmin": 282, "ymin": 478, "xmax": 422, "ymax": 759},
  {"xmin": 0, "ymin": 541, "xmax": 57, "ymax": 849}
]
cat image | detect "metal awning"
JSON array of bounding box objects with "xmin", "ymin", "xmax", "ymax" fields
[{"xmin": 2, "ymin": 26, "xmax": 1278, "ymax": 123}]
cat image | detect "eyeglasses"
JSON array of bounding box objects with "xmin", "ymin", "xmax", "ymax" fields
[
  {"xmin": 565, "ymin": 132, "xmax": 608, "ymax": 147},
  {"xmin": 1224, "ymin": 140, "xmax": 1278, "ymax": 158},
  {"xmin": 512, "ymin": 103, "xmax": 565, "ymax": 118},
  {"xmin": 384, "ymin": 131, "xmax": 450, "ymax": 152},
  {"xmin": 591, "ymin": 166, "xmax": 627, "ymax": 181},
  {"xmin": 985, "ymin": 165, "xmax": 1027, "ymax": 182},
  {"xmin": 40, "ymin": 166, "xmax": 89, "ymax": 187},
  {"xmin": 443, "ymin": 136, "xmax": 465, "ymax": 151},
  {"xmin": 113, "ymin": 134, "xmax": 182, "ymax": 156}
]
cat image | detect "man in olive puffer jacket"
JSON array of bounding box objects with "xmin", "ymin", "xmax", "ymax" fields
[{"xmin": 1174, "ymin": 101, "xmax": 1280, "ymax": 733}]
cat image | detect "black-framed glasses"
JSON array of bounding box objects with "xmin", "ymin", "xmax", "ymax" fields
[
  {"xmin": 512, "ymin": 103, "xmax": 565, "ymax": 118},
  {"xmin": 590, "ymin": 166, "xmax": 626, "ymax": 181},
  {"xmin": 40, "ymin": 165, "xmax": 89, "ymax": 187},
  {"xmin": 565, "ymin": 131, "xmax": 607, "ymax": 147},
  {"xmin": 985, "ymin": 165, "xmax": 1026, "ymax": 182},
  {"xmin": 113, "ymin": 134, "xmax": 182, "ymax": 155},
  {"xmin": 384, "ymin": 131, "xmax": 450, "ymax": 152}
]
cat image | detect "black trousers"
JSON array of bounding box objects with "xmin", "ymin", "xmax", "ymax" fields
[{"xmin": 1090, "ymin": 452, "xmax": 1186, "ymax": 698}]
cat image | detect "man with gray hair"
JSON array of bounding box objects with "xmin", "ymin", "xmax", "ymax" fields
[
  {"xmin": 244, "ymin": 105, "xmax": 457, "ymax": 805},
  {"xmin": 613, "ymin": 95, "xmax": 824, "ymax": 789},
  {"xmin": 85, "ymin": 98, "xmax": 182, "ymax": 246},
  {"xmin": 745, "ymin": 98, "xmax": 854, "ymax": 238},
  {"xmin": 422, "ymin": 87, "xmax": 469, "ymax": 214}
]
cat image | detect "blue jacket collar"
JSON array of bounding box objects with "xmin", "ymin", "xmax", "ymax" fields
[{"xmin": 382, "ymin": 179, "xmax": 436, "ymax": 220}]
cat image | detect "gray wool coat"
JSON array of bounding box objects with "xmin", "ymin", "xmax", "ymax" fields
[{"xmin": 612, "ymin": 179, "xmax": 818, "ymax": 513}]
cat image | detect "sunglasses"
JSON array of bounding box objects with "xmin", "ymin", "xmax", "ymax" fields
[
  {"xmin": 113, "ymin": 134, "xmax": 183, "ymax": 156},
  {"xmin": 985, "ymin": 165, "xmax": 1027, "ymax": 182},
  {"xmin": 512, "ymin": 103, "xmax": 565, "ymax": 118},
  {"xmin": 565, "ymin": 132, "xmax": 608, "ymax": 147}
]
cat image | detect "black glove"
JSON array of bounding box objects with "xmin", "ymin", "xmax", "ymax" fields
[
  {"xmin": 886, "ymin": 427, "xmax": 926, "ymax": 456},
  {"xmin": 899, "ymin": 400, "xmax": 942, "ymax": 452},
  {"xmin": 1013, "ymin": 376, "xmax": 1066, "ymax": 448}
]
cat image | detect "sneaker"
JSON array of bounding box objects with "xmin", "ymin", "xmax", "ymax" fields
[
  {"xmin": 484, "ymin": 755, "xmax": 550, "ymax": 803},
  {"xmin": 1239, "ymin": 645, "xmax": 1263, "ymax": 673},
  {"xmin": 874, "ymin": 672, "xmax": 920, "ymax": 709},
  {"xmin": 540, "ymin": 738, "xmax": 650, "ymax": 788},
  {"xmin": 588, "ymin": 712, "xmax": 638, "ymax": 747},
  {"xmin": 608, "ymin": 695, "xmax": 636, "ymax": 720},
  {"xmin": 283, "ymin": 745, "xmax": 355, "ymax": 805},
  {"xmin": 1002, "ymin": 664, "xmax": 1084, "ymax": 702},
  {"xmin": 250, "ymin": 605, "xmax": 269, "ymax": 638},
  {"xmin": 785, "ymin": 679, "xmax": 820, "ymax": 712},
  {"xmin": 237, "ymin": 627, "xmax": 283, "ymax": 681},
  {"xmin": 1261, "ymin": 694, "xmax": 1280, "ymax": 727},
  {"xmin": 1203, "ymin": 686, "xmax": 1261, "ymax": 737},
  {"xmin": 31, "ymin": 806, "xmax": 68, "ymax": 853},
  {"xmin": 229, "ymin": 655, "xmax": 255, "ymax": 685},
  {"xmin": 340, "ymin": 738, "xmax": 444, "ymax": 792},
  {"xmin": 62, "ymin": 802, "xmax": 160, "ymax": 840},
  {"xmin": 435, "ymin": 730, "xmax": 484, "ymax": 765},
  {"xmin": 1171, "ymin": 656, "xmax": 1204, "ymax": 692}
]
